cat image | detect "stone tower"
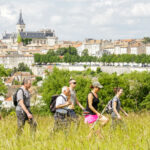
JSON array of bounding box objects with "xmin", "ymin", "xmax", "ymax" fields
[{"xmin": 16, "ymin": 10, "xmax": 25, "ymax": 33}]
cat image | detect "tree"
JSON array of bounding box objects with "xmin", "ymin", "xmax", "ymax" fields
[
  {"xmin": 12, "ymin": 63, "xmax": 33, "ymax": 74},
  {"xmin": 22, "ymin": 38, "xmax": 32, "ymax": 46},
  {"xmin": 41, "ymin": 67, "xmax": 70, "ymax": 109},
  {"xmin": 81, "ymin": 49, "xmax": 89, "ymax": 56},
  {"xmin": 17, "ymin": 32, "xmax": 22, "ymax": 43},
  {"xmin": 142, "ymin": 37, "xmax": 150, "ymax": 44}
]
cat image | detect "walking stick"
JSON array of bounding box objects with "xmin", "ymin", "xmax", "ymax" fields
[{"xmin": 90, "ymin": 104, "xmax": 107, "ymax": 130}]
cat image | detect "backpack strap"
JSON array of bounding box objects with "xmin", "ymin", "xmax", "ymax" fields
[
  {"xmin": 17, "ymin": 88, "xmax": 26, "ymax": 104},
  {"xmin": 60, "ymin": 95, "xmax": 67, "ymax": 101},
  {"xmin": 58, "ymin": 95, "xmax": 68, "ymax": 111}
]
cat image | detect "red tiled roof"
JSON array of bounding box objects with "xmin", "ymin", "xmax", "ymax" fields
[{"xmin": 5, "ymin": 97, "xmax": 12, "ymax": 101}]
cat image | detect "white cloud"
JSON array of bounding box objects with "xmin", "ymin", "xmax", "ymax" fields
[
  {"xmin": 91, "ymin": 9, "xmax": 114, "ymax": 25},
  {"xmin": 131, "ymin": 3, "xmax": 150, "ymax": 17},
  {"xmin": 0, "ymin": 0, "xmax": 150, "ymax": 40},
  {"xmin": 50, "ymin": 15, "xmax": 62, "ymax": 24},
  {"xmin": 0, "ymin": 5, "xmax": 16, "ymax": 21}
]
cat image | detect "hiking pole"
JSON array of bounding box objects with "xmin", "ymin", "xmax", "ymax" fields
[{"xmin": 90, "ymin": 104, "xmax": 107, "ymax": 130}]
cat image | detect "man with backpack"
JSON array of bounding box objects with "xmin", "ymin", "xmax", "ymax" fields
[
  {"xmin": 53, "ymin": 86, "xmax": 71, "ymax": 131},
  {"xmin": 15, "ymin": 78, "xmax": 37, "ymax": 135}
]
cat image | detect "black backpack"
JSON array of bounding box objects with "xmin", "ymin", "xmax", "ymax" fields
[
  {"xmin": 49, "ymin": 95, "xmax": 66, "ymax": 113},
  {"xmin": 13, "ymin": 88, "xmax": 25, "ymax": 107}
]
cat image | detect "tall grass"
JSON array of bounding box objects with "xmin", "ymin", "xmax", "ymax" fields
[{"xmin": 0, "ymin": 112, "xmax": 150, "ymax": 150}]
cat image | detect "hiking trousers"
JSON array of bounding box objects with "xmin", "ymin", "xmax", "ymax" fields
[
  {"xmin": 53, "ymin": 112, "xmax": 68, "ymax": 132},
  {"xmin": 16, "ymin": 110, "xmax": 37, "ymax": 135}
]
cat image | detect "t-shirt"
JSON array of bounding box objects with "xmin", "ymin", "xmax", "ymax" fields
[
  {"xmin": 56, "ymin": 94, "xmax": 68, "ymax": 114},
  {"xmin": 69, "ymin": 88, "xmax": 76, "ymax": 106},
  {"xmin": 16, "ymin": 86, "xmax": 30, "ymax": 111},
  {"xmin": 111, "ymin": 96, "xmax": 121, "ymax": 118}
]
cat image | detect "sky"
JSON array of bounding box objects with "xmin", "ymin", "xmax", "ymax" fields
[{"xmin": 0, "ymin": 0, "xmax": 150, "ymax": 41}]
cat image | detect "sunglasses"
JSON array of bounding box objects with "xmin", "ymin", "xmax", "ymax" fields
[{"xmin": 72, "ymin": 82, "xmax": 76, "ymax": 84}]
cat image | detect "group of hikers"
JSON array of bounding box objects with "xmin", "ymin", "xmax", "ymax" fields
[{"xmin": 3, "ymin": 78, "xmax": 128, "ymax": 137}]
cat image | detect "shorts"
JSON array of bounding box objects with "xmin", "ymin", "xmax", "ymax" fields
[
  {"xmin": 85, "ymin": 115, "xmax": 107, "ymax": 124},
  {"xmin": 84, "ymin": 115, "xmax": 98, "ymax": 124}
]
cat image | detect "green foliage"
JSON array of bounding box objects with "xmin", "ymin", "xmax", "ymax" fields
[
  {"xmin": 41, "ymin": 68, "xmax": 70, "ymax": 109},
  {"xmin": 13, "ymin": 80, "xmax": 21, "ymax": 85},
  {"xmin": 100, "ymin": 54, "xmax": 150, "ymax": 63},
  {"xmin": 32, "ymin": 76, "xmax": 42, "ymax": 86},
  {"xmin": 0, "ymin": 65, "xmax": 10, "ymax": 95},
  {"xmin": 17, "ymin": 32, "xmax": 22, "ymax": 43},
  {"xmin": 0, "ymin": 65, "xmax": 12, "ymax": 77},
  {"xmin": 22, "ymin": 38, "xmax": 32, "ymax": 46},
  {"xmin": 12, "ymin": 63, "xmax": 32, "ymax": 74},
  {"xmin": 96, "ymin": 67, "xmax": 102, "ymax": 74},
  {"xmin": 41, "ymin": 68, "xmax": 150, "ymax": 113},
  {"xmin": 34, "ymin": 47, "xmax": 98, "ymax": 64},
  {"xmin": 142, "ymin": 37, "xmax": 150, "ymax": 44},
  {"xmin": 81, "ymin": 49, "xmax": 89, "ymax": 56}
]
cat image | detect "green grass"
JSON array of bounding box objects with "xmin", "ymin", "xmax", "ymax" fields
[{"xmin": 0, "ymin": 112, "xmax": 150, "ymax": 150}]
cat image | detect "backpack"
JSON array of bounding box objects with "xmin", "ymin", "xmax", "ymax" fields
[
  {"xmin": 105, "ymin": 99, "xmax": 113, "ymax": 114},
  {"xmin": 49, "ymin": 95, "xmax": 66, "ymax": 113},
  {"xmin": 13, "ymin": 88, "xmax": 25, "ymax": 107},
  {"xmin": 105, "ymin": 98, "xmax": 118, "ymax": 114}
]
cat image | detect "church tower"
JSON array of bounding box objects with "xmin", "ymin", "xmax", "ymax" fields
[{"xmin": 16, "ymin": 10, "xmax": 25, "ymax": 33}]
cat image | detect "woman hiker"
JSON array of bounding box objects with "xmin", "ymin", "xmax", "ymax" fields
[
  {"xmin": 111, "ymin": 87, "xmax": 128, "ymax": 130},
  {"xmin": 84, "ymin": 81, "xmax": 109, "ymax": 137}
]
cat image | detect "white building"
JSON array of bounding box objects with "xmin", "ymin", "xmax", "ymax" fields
[
  {"xmin": 130, "ymin": 47, "xmax": 138, "ymax": 55},
  {"xmin": 77, "ymin": 39, "xmax": 104, "ymax": 57},
  {"xmin": 0, "ymin": 54, "xmax": 34, "ymax": 68},
  {"xmin": 146, "ymin": 45, "xmax": 150, "ymax": 55}
]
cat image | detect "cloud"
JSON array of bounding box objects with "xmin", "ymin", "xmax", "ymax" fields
[
  {"xmin": 0, "ymin": 0, "xmax": 150, "ymax": 40},
  {"xmin": 91, "ymin": 9, "xmax": 114, "ymax": 26},
  {"xmin": 50, "ymin": 16, "xmax": 62, "ymax": 24},
  {"xmin": 131, "ymin": 3, "xmax": 150, "ymax": 17}
]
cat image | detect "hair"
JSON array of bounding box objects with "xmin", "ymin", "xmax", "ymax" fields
[
  {"xmin": 114, "ymin": 87, "xmax": 123, "ymax": 94},
  {"xmin": 90, "ymin": 85, "xmax": 94, "ymax": 89},
  {"xmin": 22, "ymin": 78, "xmax": 31, "ymax": 85},
  {"xmin": 62, "ymin": 86, "xmax": 68, "ymax": 93},
  {"xmin": 69, "ymin": 78, "xmax": 75, "ymax": 84}
]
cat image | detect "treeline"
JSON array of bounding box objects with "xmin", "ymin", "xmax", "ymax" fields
[
  {"xmin": 100, "ymin": 54, "xmax": 150, "ymax": 63},
  {"xmin": 34, "ymin": 47, "xmax": 98, "ymax": 64},
  {"xmin": 34, "ymin": 47, "xmax": 150, "ymax": 64},
  {"xmin": 41, "ymin": 68, "xmax": 150, "ymax": 113}
]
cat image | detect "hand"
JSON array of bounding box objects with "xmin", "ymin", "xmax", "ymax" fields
[
  {"xmin": 117, "ymin": 114, "xmax": 121, "ymax": 120},
  {"xmin": 82, "ymin": 108, "xmax": 86, "ymax": 111},
  {"xmin": 125, "ymin": 113, "xmax": 128, "ymax": 117},
  {"xmin": 27, "ymin": 113, "xmax": 32, "ymax": 119},
  {"xmin": 97, "ymin": 113, "xmax": 102, "ymax": 118},
  {"xmin": 66, "ymin": 101, "xmax": 71, "ymax": 106}
]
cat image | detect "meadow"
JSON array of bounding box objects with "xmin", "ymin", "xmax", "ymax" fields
[{"xmin": 0, "ymin": 112, "xmax": 150, "ymax": 150}]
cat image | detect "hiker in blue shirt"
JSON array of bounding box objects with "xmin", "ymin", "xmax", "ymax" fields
[{"xmin": 111, "ymin": 87, "xmax": 128, "ymax": 129}]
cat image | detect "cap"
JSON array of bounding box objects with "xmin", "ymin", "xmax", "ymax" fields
[{"xmin": 92, "ymin": 81, "xmax": 103, "ymax": 89}]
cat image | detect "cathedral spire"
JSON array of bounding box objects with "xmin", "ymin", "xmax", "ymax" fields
[{"xmin": 17, "ymin": 10, "xmax": 25, "ymax": 25}]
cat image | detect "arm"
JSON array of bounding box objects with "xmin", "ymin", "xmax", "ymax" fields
[
  {"xmin": 113, "ymin": 101, "xmax": 121, "ymax": 119},
  {"xmin": 120, "ymin": 107, "xmax": 128, "ymax": 116},
  {"xmin": 88, "ymin": 93, "xmax": 102, "ymax": 117},
  {"xmin": 19, "ymin": 100, "xmax": 32, "ymax": 119},
  {"xmin": 56, "ymin": 102, "xmax": 70, "ymax": 109},
  {"xmin": 55, "ymin": 96, "xmax": 71, "ymax": 109},
  {"xmin": 76, "ymin": 99, "xmax": 85, "ymax": 110}
]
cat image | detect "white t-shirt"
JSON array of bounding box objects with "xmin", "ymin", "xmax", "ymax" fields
[{"xmin": 56, "ymin": 93, "xmax": 68, "ymax": 114}]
